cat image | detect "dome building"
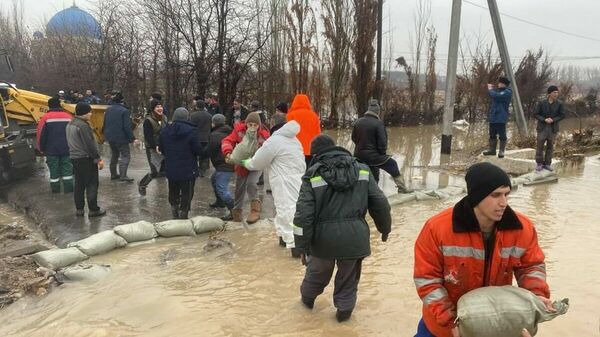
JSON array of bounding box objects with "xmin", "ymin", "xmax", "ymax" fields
[{"xmin": 46, "ymin": 5, "xmax": 102, "ymax": 40}]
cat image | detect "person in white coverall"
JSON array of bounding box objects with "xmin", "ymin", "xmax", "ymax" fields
[{"xmin": 241, "ymin": 120, "xmax": 306, "ymax": 258}]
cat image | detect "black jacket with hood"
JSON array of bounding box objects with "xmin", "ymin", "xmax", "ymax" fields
[
  {"xmin": 293, "ymin": 146, "xmax": 391, "ymax": 259},
  {"xmin": 351, "ymin": 112, "xmax": 390, "ymax": 166}
]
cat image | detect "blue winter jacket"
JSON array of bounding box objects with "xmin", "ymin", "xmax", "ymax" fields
[
  {"xmin": 488, "ymin": 87, "xmax": 512, "ymax": 124},
  {"xmin": 38, "ymin": 110, "xmax": 72, "ymax": 156},
  {"xmin": 159, "ymin": 120, "xmax": 203, "ymax": 182},
  {"xmin": 103, "ymin": 103, "xmax": 135, "ymax": 143}
]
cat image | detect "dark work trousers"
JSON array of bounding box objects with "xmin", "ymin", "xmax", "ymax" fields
[
  {"xmin": 369, "ymin": 158, "xmax": 401, "ymax": 183},
  {"xmin": 489, "ymin": 123, "xmax": 507, "ymax": 141},
  {"xmin": 109, "ymin": 142, "xmax": 131, "ymax": 178},
  {"xmin": 139, "ymin": 148, "xmax": 165, "ymax": 188},
  {"xmin": 198, "ymin": 142, "xmax": 210, "ymax": 177},
  {"xmin": 300, "ymin": 256, "xmax": 363, "ymax": 312},
  {"xmin": 168, "ymin": 179, "xmax": 196, "ymax": 212},
  {"xmin": 536, "ymin": 126, "xmax": 556, "ymax": 165},
  {"xmin": 72, "ymin": 158, "xmax": 100, "ymax": 212}
]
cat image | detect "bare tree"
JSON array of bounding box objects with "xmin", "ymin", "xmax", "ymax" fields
[{"xmin": 352, "ymin": 0, "xmax": 377, "ymax": 117}]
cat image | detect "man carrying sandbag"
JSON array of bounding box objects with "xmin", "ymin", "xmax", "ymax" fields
[
  {"xmin": 413, "ymin": 162, "xmax": 554, "ymax": 337},
  {"xmin": 221, "ymin": 112, "xmax": 270, "ymax": 223}
]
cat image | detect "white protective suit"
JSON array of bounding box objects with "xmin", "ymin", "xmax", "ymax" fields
[{"xmin": 244, "ymin": 121, "xmax": 306, "ymax": 247}]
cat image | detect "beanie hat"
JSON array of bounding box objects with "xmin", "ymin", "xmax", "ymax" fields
[
  {"xmin": 111, "ymin": 90, "xmax": 124, "ymax": 103},
  {"xmin": 367, "ymin": 99, "xmax": 380, "ymax": 115},
  {"xmin": 310, "ymin": 134, "xmax": 336, "ymax": 156},
  {"xmin": 148, "ymin": 99, "xmax": 162, "ymax": 114},
  {"xmin": 547, "ymin": 85, "xmax": 559, "ymax": 95},
  {"xmin": 195, "ymin": 99, "xmax": 206, "ymax": 110},
  {"xmin": 173, "ymin": 107, "xmax": 190, "ymax": 122},
  {"xmin": 276, "ymin": 102, "xmax": 288, "ymax": 114},
  {"xmin": 245, "ymin": 111, "xmax": 261, "ymax": 126},
  {"xmin": 212, "ymin": 114, "xmax": 226, "ymax": 127},
  {"xmin": 465, "ymin": 162, "xmax": 511, "ymax": 206},
  {"xmin": 48, "ymin": 96, "xmax": 62, "ymax": 110},
  {"xmin": 75, "ymin": 102, "xmax": 92, "ymax": 116},
  {"xmin": 498, "ymin": 76, "xmax": 510, "ymax": 86}
]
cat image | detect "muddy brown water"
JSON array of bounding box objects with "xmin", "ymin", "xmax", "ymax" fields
[{"xmin": 1, "ymin": 120, "xmax": 600, "ymax": 336}]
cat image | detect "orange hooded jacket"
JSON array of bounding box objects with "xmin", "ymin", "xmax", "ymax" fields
[
  {"xmin": 413, "ymin": 198, "xmax": 550, "ymax": 337},
  {"xmin": 286, "ymin": 94, "xmax": 321, "ymax": 156}
]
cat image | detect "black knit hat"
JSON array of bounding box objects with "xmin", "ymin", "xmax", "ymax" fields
[
  {"xmin": 465, "ymin": 162, "xmax": 511, "ymax": 206},
  {"xmin": 148, "ymin": 99, "xmax": 162, "ymax": 114},
  {"xmin": 547, "ymin": 85, "xmax": 559, "ymax": 95},
  {"xmin": 498, "ymin": 76, "xmax": 510, "ymax": 86},
  {"xmin": 276, "ymin": 102, "xmax": 288, "ymax": 114},
  {"xmin": 310, "ymin": 134, "xmax": 336, "ymax": 156},
  {"xmin": 48, "ymin": 96, "xmax": 61, "ymax": 110},
  {"xmin": 75, "ymin": 102, "xmax": 92, "ymax": 116}
]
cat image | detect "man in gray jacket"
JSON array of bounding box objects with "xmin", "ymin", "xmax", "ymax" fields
[
  {"xmin": 66, "ymin": 103, "xmax": 106, "ymax": 217},
  {"xmin": 535, "ymin": 85, "xmax": 566, "ymax": 171}
]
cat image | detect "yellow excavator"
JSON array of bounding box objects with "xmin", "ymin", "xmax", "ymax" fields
[{"xmin": 0, "ymin": 81, "xmax": 108, "ymax": 182}]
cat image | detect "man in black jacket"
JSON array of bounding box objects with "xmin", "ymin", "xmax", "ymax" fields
[
  {"xmin": 209, "ymin": 114, "xmax": 235, "ymax": 220},
  {"xmin": 138, "ymin": 99, "xmax": 166, "ymax": 195},
  {"xmin": 535, "ymin": 85, "xmax": 566, "ymax": 172},
  {"xmin": 66, "ymin": 103, "xmax": 106, "ymax": 217},
  {"xmin": 293, "ymin": 134, "xmax": 392, "ymax": 323},
  {"xmin": 103, "ymin": 91, "xmax": 135, "ymax": 182},
  {"xmin": 190, "ymin": 99, "xmax": 212, "ymax": 177},
  {"xmin": 351, "ymin": 99, "xmax": 411, "ymax": 193}
]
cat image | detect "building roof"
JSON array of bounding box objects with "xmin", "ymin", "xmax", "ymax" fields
[{"xmin": 46, "ymin": 5, "xmax": 101, "ymax": 40}]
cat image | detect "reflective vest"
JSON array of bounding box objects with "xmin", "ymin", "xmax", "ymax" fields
[{"xmin": 413, "ymin": 198, "xmax": 550, "ymax": 337}]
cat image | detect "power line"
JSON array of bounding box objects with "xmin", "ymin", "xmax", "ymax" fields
[{"xmin": 463, "ymin": 0, "xmax": 600, "ymax": 43}]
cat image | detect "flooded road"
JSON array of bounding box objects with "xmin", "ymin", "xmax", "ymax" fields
[{"xmin": 1, "ymin": 120, "xmax": 599, "ymax": 336}]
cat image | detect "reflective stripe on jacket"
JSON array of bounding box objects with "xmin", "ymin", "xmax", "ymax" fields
[{"xmin": 413, "ymin": 197, "xmax": 549, "ymax": 337}]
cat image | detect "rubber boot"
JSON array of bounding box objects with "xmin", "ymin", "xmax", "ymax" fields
[
  {"xmin": 171, "ymin": 205, "xmax": 180, "ymax": 219},
  {"xmin": 393, "ymin": 175, "xmax": 413, "ymax": 194},
  {"xmin": 336, "ymin": 309, "xmax": 353, "ymax": 322},
  {"xmin": 221, "ymin": 208, "xmax": 234, "ymax": 221},
  {"xmin": 246, "ymin": 200, "xmax": 261, "ymax": 224},
  {"xmin": 482, "ymin": 139, "xmax": 497, "ymax": 156},
  {"xmin": 231, "ymin": 209, "xmax": 243, "ymax": 222},
  {"xmin": 498, "ymin": 140, "xmax": 506, "ymax": 158}
]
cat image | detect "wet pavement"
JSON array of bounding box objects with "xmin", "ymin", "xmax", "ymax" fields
[{"xmin": 1, "ymin": 119, "xmax": 599, "ymax": 336}]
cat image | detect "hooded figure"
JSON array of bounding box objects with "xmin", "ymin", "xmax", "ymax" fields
[
  {"xmin": 159, "ymin": 107, "xmax": 203, "ymax": 219},
  {"xmin": 242, "ymin": 120, "xmax": 306, "ymax": 255},
  {"xmin": 286, "ymin": 94, "xmax": 321, "ymax": 166}
]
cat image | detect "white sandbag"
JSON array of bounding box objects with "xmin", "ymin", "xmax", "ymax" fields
[
  {"xmin": 457, "ymin": 286, "xmax": 569, "ymax": 337},
  {"xmin": 442, "ymin": 186, "xmax": 466, "ymax": 196},
  {"xmin": 191, "ymin": 216, "xmax": 224, "ymax": 234},
  {"xmin": 230, "ymin": 131, "xmax": 258, "ymax": 164},
  {"xmin": 388, "ymin": 193, "xmax": 417, "ymax": 206},
  {"xmin": 113, "ymin": 221, "xmax": 158, "ymax": 243},
  {"xmin": 59, "ymin": 263, "xmax": 111, "ymax": 282},
  {"xmin": 68, "ymin": 230, "xmax": 128, "ymax": 256},
  {"xmin": 32, "ymin": 247, "xmax": 89, "ymax": 270},
  {"xmin": 415, "ymin": 190, "xmax": 441, "ymax": 201},
  {"xmin": 154, "ymin": 219, "xmax": 196, "ymax": 237}
]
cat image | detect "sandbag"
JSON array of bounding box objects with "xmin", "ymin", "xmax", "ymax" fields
[
  {"xmin": 388, "ymin": 193, "xmax": 417, "ymax": 206},
  {"xmin": 68, "ymin": 230, "xmax": 128, "ymax": 256},
  {"xmin": 457, "ymin": 286, "xmax": 569, "ymax": 337},
  {"xmin": 230, "ymin": 131, "xmax": 258, "ymax": 164},
  {"xmin": 57, "ymin": 263, "xmax": 111, "ymax": 282},
  {"xmin": 191, "ymin": 216, "xmax": 224, "ymax": 234},
  {"xmin": 415, "ymin": 190, "xmax": 442, "ymax": 201},
  {"xmin": 32, "ymin": 247, "xmax": 89, "ymax": 270},
  {"xmin": 113, "ymin": 221, "xmax": 158, "ymax": 243},
  {"xmin": 154, "ymin": 219, "xmax": 196, "ymax": 237}
]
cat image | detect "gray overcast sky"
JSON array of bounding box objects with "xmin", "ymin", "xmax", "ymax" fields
[{"xmin": 14, "ymin": 0, "xmax": 600, "ymax": 69}]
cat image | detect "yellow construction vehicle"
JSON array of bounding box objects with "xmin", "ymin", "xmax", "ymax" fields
[{"xmin": 0, "ymin": 81, "xmax": 108, "ymax": 182}]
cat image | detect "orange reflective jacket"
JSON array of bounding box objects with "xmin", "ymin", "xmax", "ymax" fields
[
  {"xmin": 286, "ymin": 94, "xmax": 321, "ymax": 155},
  {"xmin": 413, "ymin": 198, "xmax": 550, "ymax": 337}
]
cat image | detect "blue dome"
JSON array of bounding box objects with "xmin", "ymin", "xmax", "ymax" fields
[{"xmin": 46, "ymin": 5, "xmax": 101, "ymax": 40}]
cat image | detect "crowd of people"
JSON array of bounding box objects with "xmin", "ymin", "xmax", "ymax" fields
[{"xmin": 34, "ymin": 80, "xmax": 562, "ymax": 335}]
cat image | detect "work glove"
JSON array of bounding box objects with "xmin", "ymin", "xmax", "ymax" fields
[
  {"xmin": 381, "ymin": 233, "xmax": 389, "ymax": 242},
  {"xmin": 240, "ymin": 159, "xmax": 250, "ymax": 167}
]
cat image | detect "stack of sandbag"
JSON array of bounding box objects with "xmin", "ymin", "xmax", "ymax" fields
[
  {"xmin": 457, "ymin": 286, "xmax": 569, "ymax": 337},
  {"xmin": 113, "ymin": 221, "xmax": 158, "ymax": 243}
]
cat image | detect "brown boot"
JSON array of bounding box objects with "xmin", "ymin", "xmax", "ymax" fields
[
  {"xmin": 246, "ymin": 199, "xmax": 261, "ymax": 224},
  {"xmin": 231, "ymin": 209, "xmax": 243, "ymax": 222}
]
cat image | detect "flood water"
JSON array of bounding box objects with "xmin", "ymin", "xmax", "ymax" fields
[{"xmin": 1, "ymin": 120, "xmax": 600, "ymax": 336}]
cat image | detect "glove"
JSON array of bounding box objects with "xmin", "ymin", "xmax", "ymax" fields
[
  {"xmin": 240, "ymin": 159, "xmax": 249, "ymax": 167},
  {"xmin": 381, "ymin": 233, "xmax": 389, "ymax": 242}
]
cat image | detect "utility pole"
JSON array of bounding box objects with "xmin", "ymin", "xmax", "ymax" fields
[
  {"xmin": 487, "ymin": 0, "xmax": 528, "ymax": 135},
  {"xmin": 374, "ymin": 0, "xmax": 384, "ymax": 100},
  {"xmin": 441, "ymin": 0, "xmax": 462, "ymax": 155}
]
